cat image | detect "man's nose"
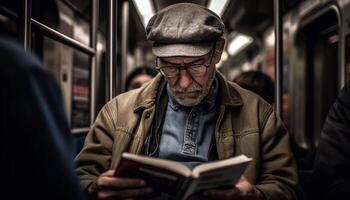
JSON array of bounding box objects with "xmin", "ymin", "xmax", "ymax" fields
[{"xmin": 177, "ymin": 69, "xmax": 192, "ymax": 89}]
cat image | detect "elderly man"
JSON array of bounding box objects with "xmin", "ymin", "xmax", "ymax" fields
[{"xmin": 76, "ymin": 3, "xmax": 300, "ymax": 200}]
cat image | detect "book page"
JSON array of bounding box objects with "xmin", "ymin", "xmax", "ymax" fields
[
  {"xmin": 192, "ymin": 155, "xmax": 251, "ymax": 177},
  {"xmin": 115, "ymin": 153, "xmax": 193, "ymax": 197},
  {"xmin": 121, "ymin": 153, "xmax": 192, "ymax": 177},
  {"xmin": 190, "ymin": 155, "xmax": 252, "ymax": 191}
]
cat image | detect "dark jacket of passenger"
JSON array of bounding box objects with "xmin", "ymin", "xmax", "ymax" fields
[
  {"xmin": 313, "ymin": 81, "xmax": 350, "ymax": 200},
  {"xmin": 0, "ymin": 38, "xmax": 84, "ymax": 200}
]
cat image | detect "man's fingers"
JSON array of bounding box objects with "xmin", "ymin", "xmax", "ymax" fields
[
  {"xmin": 97, "ymin": 176, "xmax": 146, "ymax": 189},
  {"xmin": 97, "ymin": 187, "xmax": 152, "ymax": 200},
  {"xmin": 235, "ymin": 175, "xmax": 247, "ymax": 187},
  {"xmin": 102, "ymin": 170, "xmax": 116, "ymax": 177},
  {"xmin": 189, "ymin": 194, "xmax": 212, "ymax": 200},
  {"xmin": 203, "ymin": 188, "xmax": 240, "ymax": 200},
  {"xmin": 117, "ymin": 187, "xmax": 153, "ymax": 199}
]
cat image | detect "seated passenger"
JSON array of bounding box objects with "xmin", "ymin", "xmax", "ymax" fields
[
  {"xmin": 125, "ymin": 65, "xmax": 158, "ymax": 91},
  {"xmin": 233, "ymin": 70, "xmax": 274, "ymax": 105},
  {"xmin": 75, "ymin": 3, "xmax": 301, "ymax": 200},
  {"xmin": 313, "ymin": 81, "xmax": 350, "ymax": 200},
  {"xmin": 0, "ymin": 37, "xmax": 84, "ymax": 200}
]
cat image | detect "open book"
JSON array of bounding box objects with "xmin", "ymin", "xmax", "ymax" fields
[{"xmin": 115, "ymin": 153, "xmax": 252, "ymax": 200}]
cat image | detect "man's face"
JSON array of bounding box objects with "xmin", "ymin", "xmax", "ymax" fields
[{"xmin": 158, "ymin": 52, "xmax": 216, "ymax": 106}]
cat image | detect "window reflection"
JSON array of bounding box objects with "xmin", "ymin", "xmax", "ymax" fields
[
  {"xmin": 72, "ymin": 51, "xmax": 90, "ymax": 129},
  {"xmin": 33, "ymin": 35, "xmax": 91, "ymax": 130}
]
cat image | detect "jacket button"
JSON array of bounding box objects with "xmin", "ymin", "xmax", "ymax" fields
[{"xmin": 145, "ymin": 112, "xmax": 150, "ymax": 118}]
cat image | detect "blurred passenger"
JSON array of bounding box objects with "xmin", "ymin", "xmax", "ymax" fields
[
  {"xmin": 76, "ymin": 3, "xmax": 301, "ymax": 200},
  {"xmin": 0, "ymin": 37, "xmax": 84, "ymax": 200},
  {"xmin": 125, "ymin": 66, "xmax": 158, "ymax": 91},
  {"xmin": 313, "ymin": 81, "xmax": 350, "ymax": 200},
  {"xmin": 233, "ymin": 70, "xmax": 274, "ymax": 104}
]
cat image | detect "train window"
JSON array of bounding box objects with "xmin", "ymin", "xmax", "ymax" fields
[
  {"xmin": 32, "ymin": 0, "xmax": 91, "ymax": 46},
  {"xmin": 71, "ymin": 50, "xmax": 91, "ymax": 130},
  {"xmin": 32, "ymin": 34, "xmax": 91, "ymax": 131},
  {"xmin": 292, "ymin": 9, "xmax": 340, "ymax": 169}
]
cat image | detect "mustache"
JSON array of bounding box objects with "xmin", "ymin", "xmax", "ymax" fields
[
  {"xmin": 172, "ymin": 84, "xmax": 202, "ymax": 93},
  {"xmin": 174, "ymin": 90, "xmax": 201, "ymax": 94}
]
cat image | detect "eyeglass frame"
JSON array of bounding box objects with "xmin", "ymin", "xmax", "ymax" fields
[{"xmin": 155, "ymin": 44, "xmax": 216, "ymax": 83}]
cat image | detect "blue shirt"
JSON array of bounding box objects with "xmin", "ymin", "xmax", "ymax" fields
[{"xmin": 158, "ymin": 79, "xmax": 218, "ymax": 169}]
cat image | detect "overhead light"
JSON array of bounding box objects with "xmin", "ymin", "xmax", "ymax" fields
[
  {"xmin": 216, "ymin": 60, "xmax": 223, "ymax": 68},
  {"xmin": 242, "ymin": 62, "xmax": 252, "ymax": 71},
  {"xmin": 266, "ymin": 31, "xmax": 275, "ymax": 46},
  {"xmin": 133, "ymin": 0, "xmax": 155, "ymax": 27},
  {"xmin": 227, "ymin": 33, "xmax": 253, "ymax": 56},
  {"xmin": 207, "ymin": 0, "xmax": 230, "ymax": 16},
  {"xmin": 221, "ymin": 51, "xmax": 228, "ymax": 61}
]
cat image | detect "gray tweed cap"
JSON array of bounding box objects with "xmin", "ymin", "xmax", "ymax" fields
[{"xmin": 146, "ymin": 3, "xmax": 224, "ymax": 57}]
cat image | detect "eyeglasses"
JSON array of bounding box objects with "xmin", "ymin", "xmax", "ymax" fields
[
  {"xmin": 156, "ymin": 63, "xmax": 211, "ymax": 78},
  {"xmin": 155, "ymin": 49, "xmax": 215, "ymax": 79}
]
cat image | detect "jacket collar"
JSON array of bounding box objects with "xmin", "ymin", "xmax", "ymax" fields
[
  {"xmin": 133, "ymin": 74, "xmax": 164, "ymax": 112},
  {"xmin": 216, "ymin": 71, "xmax": 243, "ymax": 107},
  {"xmin": 133, "ymin": 71, "xmax": 243, "ymax": 111}
]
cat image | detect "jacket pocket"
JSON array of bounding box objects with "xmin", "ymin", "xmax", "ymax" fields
[
  {"xmin": 237, "ymin": 130, "xmax": 259, "ymax": 157},
  {"xmin": 219, "ymin": 129, "xmax": 259, "ymax": 159}
]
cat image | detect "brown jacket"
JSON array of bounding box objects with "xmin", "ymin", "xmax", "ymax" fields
[{"xmin": 75, "ymin": 72, "xmax": 301, "ymax": 200}]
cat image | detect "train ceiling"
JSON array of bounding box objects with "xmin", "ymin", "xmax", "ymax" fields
[
  {"xmin": 127, "ymin": 0, "xmax": 305, "ymax": 52},
  {"xmin": 149, "ymin": 0, "xmax": 305, "ymax": 37}
]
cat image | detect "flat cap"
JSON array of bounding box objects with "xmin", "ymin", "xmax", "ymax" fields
[{"xmin": 146, "ymin": 3, "xmax": 224, "ymax": 57}]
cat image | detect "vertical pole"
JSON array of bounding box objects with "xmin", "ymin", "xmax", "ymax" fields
[
  {"xmin": 121, "ymin": 1, "xmax": 129, "ymax": 92},
  {"xmin": 106, "ymin": 0, "xmax": 118, "ymax": 100},
  {"xmin": 90, "ymin": 0, "xmax": 99, "ymax": 121},
  {"xmin": 274, "ymin": 0, "xmax": 283, "ymax": 117},
  {"xmin": 21, "ymin": 0, "xmax": 32, "ymax": 51}
]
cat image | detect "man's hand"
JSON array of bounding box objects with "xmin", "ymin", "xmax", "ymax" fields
[
  {"xmin": 95, "ymin": 170, "xmax": 152, "ymax": 200},
  {"xmin": 190, "ymin": 176, "xmax": 262, "ymax": 200}
]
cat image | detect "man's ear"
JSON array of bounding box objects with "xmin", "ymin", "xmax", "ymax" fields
[{"xmin": 213, "ymin": 38, "xmax": 225, "ymax": 64}]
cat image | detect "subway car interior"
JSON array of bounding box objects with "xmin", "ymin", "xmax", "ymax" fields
[{"xmin": 1, "ymin": 0, "xmax": 350, "ymax": 199}]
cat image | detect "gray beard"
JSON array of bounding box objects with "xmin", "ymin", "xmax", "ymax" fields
[{"xmin": 172, "ymin": 71, "xmax": 216, "ymax": 107}]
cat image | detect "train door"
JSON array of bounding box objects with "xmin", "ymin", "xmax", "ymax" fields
[{"xmin": 291, "ymin": 5, "xmax": 342, "ymax": 198}]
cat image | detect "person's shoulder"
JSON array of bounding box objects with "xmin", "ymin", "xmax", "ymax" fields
[
  {"xmin": 0, "ymin": 38, "xmax": 42, "ymax": 70},
  {"xmin": 0, "ymin": 38, "xmax": 47, "ymax": 82},
  {"xmin": 103, "ymin": 78, "xmax": 159, "ymax": 113},
  {"xmin": 226, "ymin": 80, "xmax": 274, "ymax": 125},
  {"xmin": 228, "ymin": 80, "xmax": 272, "ymax": 108},
  {"xmin": 104, "ymin": 87, "xmax": 143, "ymax": 109}
]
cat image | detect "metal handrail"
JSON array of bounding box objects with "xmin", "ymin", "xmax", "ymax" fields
[{"xmin": 31, "ymin": 19, "xmax": 95, "ymax": 55}]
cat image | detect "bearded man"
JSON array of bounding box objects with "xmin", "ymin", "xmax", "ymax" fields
[{"xmin": 76, "ymin": 3, "xmax": 301, "ymax": 200}]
